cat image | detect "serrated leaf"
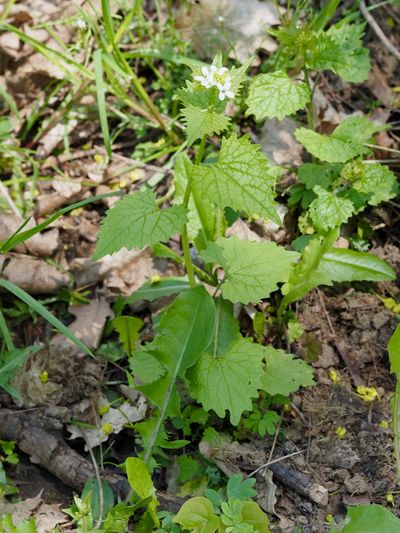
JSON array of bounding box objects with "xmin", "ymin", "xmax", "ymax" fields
[
  {"xmin": 174, "ymin": 497, "xmax": 220, "ymax": 533},
  {"xmin": 261, "ymin": 347, "xmax": 314, "ymax": 396},
  {"xmin": 188, "ymin": 337, "xmax": 265, "ymax": 425},
  {"xmin": 295, "ymin": 117, "xmax": 379, "ymax": 163},
  {"xmin": 93, "ymin": 190, "xmax": 187, "ymax": 259},
  {"xmin": 326, "ymin": 23, "xmax": 371, "ymax": 83},
  {"xmin": 318, "ymin": 248, "xmax": 396, "ymax": 282},
  {"xmin": 113, "ymin": 316, "xmax": 143, "ymax": 356},
  {"xmin": 309, "ymin": 186, "xmax": 354, "ymax": 231},
  {"xmin": 227, "ymin": 474, "xmax": 256, "ymax": 501},
  {"xmin": 191, "ymin": 135, "xmax": 282, "ymax": 224},
  {"xmin": 298, "ymin": 163, "xmax": 342, "ymax": 190},
  {"xmin": 206, "ymin": 298, "xmax": 240, "ymax": 356},
  {"xmin": 181, "ymin": 105, "xmax": 230, "ymax": 145},
  {"xmin": 349, "ymin": 162, "xmax": 399, "ymax": 206},
  {"xmin": 246, "ymin": 71, "xmax": 310, "ymax": 121},
  {"xmin": 201, "ymin": 236, "xmax": 299, "ymax": 304}
]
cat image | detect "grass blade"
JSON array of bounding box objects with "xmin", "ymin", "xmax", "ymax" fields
[
  {"xmin": 94, "ymin": 49, "xmax": 112, "ymax": 158},
  {"xmin": 0, "ymin": 191, "xmax": 120, "ymax": 253},
  {"xmin": 0, "ymin": 279, "xmax": 94, "ymax": 357}
]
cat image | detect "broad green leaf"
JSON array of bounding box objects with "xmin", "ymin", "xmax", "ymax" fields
[
  {"xmin": 388, "ymin": 323, "xmax": 400, "ymax": 376},
  {"xmin": 295, "ymin": 117, "xmax": 379, "ymax": 163},
  {"xmin": 93, "ymin": 190, "xmax": 187, "ymax": 259},
  {"xmin": 130, "ymin": 349, "xmax": 167, "ymax": 384},
  {"xmin": 188, "ymin": 337, "xmax": 265, "ymax": 425},
  {"xmin": 246, "ymin": 71, "xmax": 310, "ymax": 121},
  {"xmin": 309, "ymin": 186, "xmax": 354, "ymax": 231},
  {"xmin": 137, "ymin": 287, "xmax": 215, "ymax": 460},
  {"xmin": 206, "ymin": 298, "xmax": 240, "ymax": 356},
  {"xmin": 191, "ymin": 135, "xmax": 282, "ymax": 224},
  {"xmin": 173, "ymin": 153, "xmax": 214, "ymax": 243},
  {"xmin": 326, "ymin": 23, "xmax": 371, "ymax": 83},
  {"xmin": 135, "ymin": 417, "xmax": 189, "ymax": 451},
  {"xmin": 125, "ymin": 457, "xmax": 159, "ymax": 526},
  {"xmin": 261, "ymin": 347, "xmax": 314, "ymax": 396},
  {"xmin": 174, "ymin": 497, "xmax": 220, "ymax": 533},
  {"xmin": 298, "ymin": 163, "xmax": 342, "ymax": 190},
  {"xmin": 181, "ymin": 105, "xmax": 230, "ymax": 145},
  {"xmin": 343, "ymin": 162, "xmax": 399, "ymax": 206},
  {"xmin": 82, "ymin": 477, "xmax": 114, "ymax": 522},
  {"xmin": 201, "ymin": 236, "xmax": 299, "ymax": 304},
  {"xmin": 319, "ymin": 248, "xmax": 396, "ymax": 283},
  {"xmin": 335, "ymin": 504, "xmax": 400, "ymax": 532},
  {"xmin": 112, "ymin": 316, "xmax": 143, "ymax": 356},
  {"xmin": 240, "ymin": 501, "xmax": 270, "ymax": 533}
]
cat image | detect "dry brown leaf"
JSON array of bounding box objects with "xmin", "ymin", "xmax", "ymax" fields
[
  {"xmin": 0, "ymin": 495, "xmax": 42, "ymax": 525},
  {"xmin": 35, "ymin": 502, "xmax": 68, "ymax": 533},
  {"xmin": 1, "ymin": 254, "xmax": 68, "ymax": 294},
  {"xmin": 259, "ymin": 117, "xmax": 303, "ymax": 166},
  {"xmin": 182, "ymin": 0, "xmax": 279, "ymax": 62},
  {"xmin": 225, "ymin": 218, "xmax": 262, "ymax": 242},
  {"xmin": 0, "ymin": 213, "xmax": 60, "ymax": 256},
  {"xmin": 67, "ymin": 393, "xmax": 147, "ymax": 450}
]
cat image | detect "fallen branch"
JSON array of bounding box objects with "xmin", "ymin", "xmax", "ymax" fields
[{"xmin": 360, "ymin": 0, "xmax": 400, "ymax": 62}]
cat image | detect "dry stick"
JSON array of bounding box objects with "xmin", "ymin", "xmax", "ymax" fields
[
  {"xmin": 316, "ymin": 288, "xmax": 365, "ymax": 387},
  {"xmin": 247, "ymin": 449, "xmax": 306, "ymax": 478},
  {"xmin": 360, "ymin": 0, "xmax": 400, "ymax": 62}
]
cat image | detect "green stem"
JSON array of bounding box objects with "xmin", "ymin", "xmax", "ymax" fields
[{"xmin": 303, "ymin": 65, "xmax": 314, "ymax": 131}]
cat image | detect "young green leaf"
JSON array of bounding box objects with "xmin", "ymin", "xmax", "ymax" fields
[
  {"xmin": 326, "ymin": 23, "xmax": 371, "ymax": 83},
  {"xmin": 309, "ymin": 186, "xmax": 354, "ymax": 231},
  {"xmin": 174, "ymin": 497, "xmax": 220, "ymax": 533},
  {"xmin": 246, "ymin": 71, "xmax": 310, "ymax": 121},
  {"xmin": 343, "ymin": 161, "xmax": 399, "ymax": 206},
  {"xmin": 334, "ymin": 504, "xmax": 400, "ymax": 533},
  {"xmin": 261, "ymin": 347, "xmax": 314, "ymax": 396},
  {"xmin": 181, "ymin": 105, "xmax": 230, "ymax": 145},
  {"xmin": 191, "ymin": 135, "xmax": 282, "ymax": 224},
  {"xmin": 93, "ymin": 190, "xmax": 187, "ymax": 259},
  {"xmin": 388, "ymin": 323, "xmax": 400, "ymax": 376},
  {"xmin": 298, "ymin": 163, "xmax": 342, "ymax": 190},
  {"xmin": 125, "ymin": 457, "xmax": 159, "ymax": 526},
  {"xmin": 227, "ymin": 474, "xmax": 257, "ymax": 501},
  {"xmin": 201, "ymin": 236, "xmax": 299, "ymax": 304},
  {"xmin": 239, "ymin": 501, "xmax": 270, "ymax": 533},
  {"xmin": 188, "ymin": 337, "xmax": 265, "ymax": 425},
  {"xmin": 318, "ymin": 248, "xmax": 396, "ymax": 282},
  {"xmin": 295, "ymin": 117, "xmax": 380, "ymax": 163},
  {"xmin": 130, "ymin": 349, "xmax": 167, "ymax": 384},
  {"xmin": 112, "ymin": 316, "xmax": 143, "ymax": 356}
]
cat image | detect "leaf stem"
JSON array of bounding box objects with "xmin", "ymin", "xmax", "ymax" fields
[{"xmin": 303, "ymin": 65, "xmax": 314, "ymax": 131}]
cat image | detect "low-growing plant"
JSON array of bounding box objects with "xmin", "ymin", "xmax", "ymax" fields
[{"xmin": 94, "ymin": 37, "xmax": 395, "ymax": 467}]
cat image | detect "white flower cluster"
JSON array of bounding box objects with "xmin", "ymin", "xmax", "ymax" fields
[
  {"xmin": 194, "ymin": 65, "xmax": 234, "ymax": 101},
  {"xmin": 75, "ymin": 18, "xmax": 87, "ymax": 30}
]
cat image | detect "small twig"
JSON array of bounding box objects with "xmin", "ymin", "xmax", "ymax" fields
[
  {"xmin": 360, "ymin": 0, "xmax": 400, "ymax": 61},
  {"xmin": 247, "ymin": 449, "xmax": 306, "ymax": 478},
  {"xmin": 267, "ymin": 412, "xmax": 284, "ymax": 464}
]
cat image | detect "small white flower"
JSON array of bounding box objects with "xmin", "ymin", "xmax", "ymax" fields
[
  {"xmin": 75, "ymin": 18, "xmax": 87, "ymax": 29},
  {"xmin": 194, "ymin": 65, "xmax": 216, "ymax": 88},
  {"xmin": 217, "ymin": 15, "xmax": 225, "ymax": 24}
]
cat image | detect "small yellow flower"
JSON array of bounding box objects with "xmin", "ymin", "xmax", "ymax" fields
[
  {"xmin": 386, "ymin": 493, "xmax": 394, "ymax": 506},
  {"xmin": 118, "ymin": 178, "xmax": 128, "ymax": 188},
  {"xmin": 356, "ymin": 386, "xmax": 379, "ymax": 402},
  {"xmin": 335, "ymin": 426, "xmax": 347, "ymax": 439},
  {"xmin": 380, "ymin": 420, "xmax": 390, "ymax": 429},
  {"xmin": 150, "ymin": 275, "xmax": 161, "ymax": 284},
  {"xmin": 40, "ymin": 371, "xmax": 49, "ymax": 384},
  {"xmin": 70, "ymin": 207, "xmax": 84, "ymax": 217},
  {"xmin": 102, "ymin": 423, "xmax": 113, "ymax": 435},
  {"xmin": 329, "ymin": 369, "xmax": 340, "ymax": 385},
  {"xmin": 94, "ymin": 153, "xmax": 104, "ymax": 164},
  {"xmin": 325, "ymin": 514, "xmax": 333, "ymax": 524},
  {"xmin": 98, "ymin": 404, "xmax": 110, "ymax": 416}
]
